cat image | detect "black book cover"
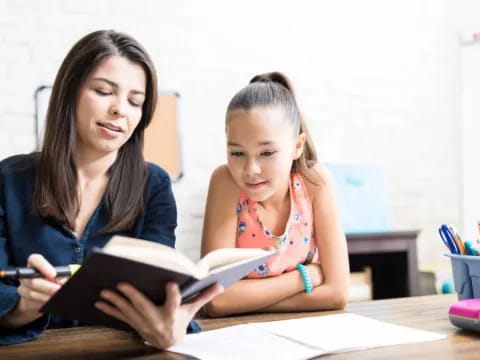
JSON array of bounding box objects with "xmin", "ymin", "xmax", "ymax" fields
[{"xmin": 41, "ymin": 249, "xmax": 274, "ymax": 330}]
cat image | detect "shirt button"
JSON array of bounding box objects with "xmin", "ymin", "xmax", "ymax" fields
[{"xmin": 74, "ymin": 247, "xmax": 81, "ymax": 253}]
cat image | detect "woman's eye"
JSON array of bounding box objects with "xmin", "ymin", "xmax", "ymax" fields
[
  {"xmin": 95, "ymin": 89, "xmax": 111, "ymax": 96},
  {"xmin": 230, "ymin": 151, "xmax": 244, "ymax": 157}
]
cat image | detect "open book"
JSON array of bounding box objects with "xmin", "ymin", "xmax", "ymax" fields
[{"xmin": 41, "ymin": 236, "xmax": 276, "ymax": 330}]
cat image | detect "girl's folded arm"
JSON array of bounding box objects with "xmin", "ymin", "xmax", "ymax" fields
[
  {"xmin": 204, "ymin": 269, "xmax": 308, "ymax": 317},
  {"xmin": 255, "ymin": 278, "xmax": 348, "ymax": 312},
  {"xmin": 261, "ymin": 166, "xmax": 350, "ymax": 312}
]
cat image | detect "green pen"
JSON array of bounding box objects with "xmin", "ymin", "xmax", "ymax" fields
[{"xmin": 0, "ymin": 264, "xmax": 81, "ymax": 279}]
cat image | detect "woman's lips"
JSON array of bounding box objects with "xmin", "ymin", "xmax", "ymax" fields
[
  {"xmin": 97, "ymin": 122, "xmax": 123, "ymax": 132},
  {"xmin": 97, "ymin": 122, "xmax": 123, "ymax": 138}
]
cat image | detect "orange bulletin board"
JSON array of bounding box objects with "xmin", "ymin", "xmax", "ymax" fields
[
  {"xmin": 35, "ymin": 87, "xmax": 183, "ymax": 182},
  {"xmin": 144, "ymin": 92, "xmax": 183, "ymax": 181}
]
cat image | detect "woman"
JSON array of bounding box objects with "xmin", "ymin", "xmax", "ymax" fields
[{"xmin": 0, "ymin": 30, "xmax": 221, "ymax": 349}]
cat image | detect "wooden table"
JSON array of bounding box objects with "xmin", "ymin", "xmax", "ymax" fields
[
  {"xmin": 1, "ymin": 294, "xmax": 477, "ymax": 359},
  {"xmin": 347, "ymin": 230, "xmax": 421, "ymax": 299}
]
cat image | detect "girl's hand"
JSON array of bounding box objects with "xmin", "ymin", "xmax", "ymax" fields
[
  {"xmin": 95, "ymin": 282, "xmax": 223, "ymax": 349},
  {"xmin": 306, "ymin": 263, "xmax": 323, "ymax": 288},
  {"xmin": 0, "ymin": 254, "xmax": 62, "ymax": 328}
]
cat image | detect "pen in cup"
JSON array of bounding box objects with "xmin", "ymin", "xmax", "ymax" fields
[
  {"xmin": 477, "ymin": 220, "xmax": 480, "ymax": 244},
  {"xmin": 439, "ymin": 224, "xmax": 462, "ymax": 254},
  {"xmin": 0, "ymin": 264, "xmax": 81, "ymax": 279},
  {"xmin": 449, "ymin": 225, "xmax": 466, "ymax": 255}
]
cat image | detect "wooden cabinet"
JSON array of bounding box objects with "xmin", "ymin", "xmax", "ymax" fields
[{"xmin": 347, "ymin": 230, "xmax": 420, "ymax": 299}]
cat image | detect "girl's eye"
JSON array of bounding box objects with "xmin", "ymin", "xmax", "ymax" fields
[
  {"xmin": 261, "ymin": 151, "xmax": 276, "ymax": 157},
  {"xmin": 230, "ymin": 151, "xmax": 244, "ymax": 157},
  {"xmin": 95, "ymin": 89, "xmax": 111, "ymax": 96},
  {"xmin": 129, "ymin": 99, "xmax": 141, "ymax": 108}
]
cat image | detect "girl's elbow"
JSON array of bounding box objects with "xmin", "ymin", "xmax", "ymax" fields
[
  {"xmin": 333, "ymin": 292, "xmax": 348, "ymax": 309},
  {"xmin": 330, "ymin": 286, "xmax": 349, "ymax": 309},
  {"xmin": 204, "ymin": 298, "xmax": 229, "ymax": 318}
]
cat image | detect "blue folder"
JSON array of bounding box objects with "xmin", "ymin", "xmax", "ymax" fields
[{"xmin": 325, "ymin": 163, "xmax": 388, "ymax": 234}]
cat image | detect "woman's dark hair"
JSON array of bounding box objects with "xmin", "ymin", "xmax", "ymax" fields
[
  {"xmin": 226, "ymin": 72, "xmax": 321, "ymax": 184},
  {"xmin": 34, "ymin": 30, "xmax": 158, "ymax": 233}
]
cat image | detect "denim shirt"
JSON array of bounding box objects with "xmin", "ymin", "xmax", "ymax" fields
[{"xmin": 0, "ymin": 154, "xmax": 200, "ymax": 345}]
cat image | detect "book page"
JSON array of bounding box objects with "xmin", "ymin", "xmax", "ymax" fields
[
  {"xmin": 198, "ymin": 248, "xmax": 274, "ymax": 273},
  {"xmin": 255, "ymin": 313, "xmax": 446, "ymax": 352},
  {"xmin": 103, "ymin": 236, "xmax": 202, "ymax": 278},
  {"xmin": 168, "ymin": 324, "xmax": 326, "ymax": 360}
]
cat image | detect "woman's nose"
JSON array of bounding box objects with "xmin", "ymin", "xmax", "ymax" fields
[{"xmin": 110, "ymin": 99, "xmax": 127, "ymax": 117}]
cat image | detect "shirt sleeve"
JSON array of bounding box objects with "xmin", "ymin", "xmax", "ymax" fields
[
  {"xmin": 140, "ymin": 164, "xmax": 177, "ymax": 248},
  {"xmin": 187, "ymin": 319, "xmax": 201, "ymax": 333},
  {"xmin": 0, "ymin": 167, "xmax": 50, "ymax": 345}
]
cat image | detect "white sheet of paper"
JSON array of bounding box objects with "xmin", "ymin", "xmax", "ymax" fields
[
  {"xmin": 168, "ymin": 323, "xmax": 327, "ymax": 360},
  {"xmin": 254, "ymin": 313, "xmax": 446, "ymax": 352},
  {"xmin": 169, "ymin": 313, "xmax": 446, "ymax": 359}
]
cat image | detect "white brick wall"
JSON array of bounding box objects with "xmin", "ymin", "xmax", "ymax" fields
[{"xmin": 0, "ymin": 0, "xmax": 463, "ymax": 267}]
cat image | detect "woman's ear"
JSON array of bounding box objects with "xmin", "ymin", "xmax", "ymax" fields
[{"xmin": 293, "ymin": 133, "xmax": 306, "ymax": 160}]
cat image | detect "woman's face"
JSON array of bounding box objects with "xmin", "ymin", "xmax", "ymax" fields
[{"xmin": 75, "ymin": 55, "xmax": 146, "ymax": 158}]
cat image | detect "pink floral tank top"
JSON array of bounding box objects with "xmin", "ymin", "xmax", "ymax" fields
[{"xmin": 236, "ymin": 172, "xmax": 319, "ymax": 278}]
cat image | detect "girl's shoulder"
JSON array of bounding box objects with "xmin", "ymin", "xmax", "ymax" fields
[
  {"xmin": 210, "ymin": 164, "xmax": 235, "ymax": 185},
  {"xmin": 209, "ymin": 164, "xmax": 242, "ymax": 199},
  {"xmin": 301, "ymin": 164, "xmax": 335, "ymax": 202}
]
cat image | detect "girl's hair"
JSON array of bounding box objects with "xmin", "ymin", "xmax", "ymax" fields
[
  {"xmin": 226, "ymin": 72, "xmax": 321, "ymax": 184},
  {"xmin": 34, "ymin": 29, "xmax": 158, "ymax": 233}
]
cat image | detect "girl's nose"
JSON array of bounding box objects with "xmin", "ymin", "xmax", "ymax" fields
[{"xmin": 244, "ymin": 158, "xmax": 261, "ymax": 175}]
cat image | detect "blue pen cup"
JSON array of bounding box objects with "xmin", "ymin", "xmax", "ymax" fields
[{"xmin": 447, "ymin": 254, "xmax": 480, "ymax": 299}]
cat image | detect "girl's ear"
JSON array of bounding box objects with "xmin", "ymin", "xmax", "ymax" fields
[{"xmin": 293, "ymin": 133, "xmax": 306, "ymax": 160}]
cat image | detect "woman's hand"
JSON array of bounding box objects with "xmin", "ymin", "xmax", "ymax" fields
[
  {"xmin": 0, "ymin": 254, "xmax": 63, "ymax": 328},
  {"xmin": 95, "ymin": 282, "xmax": 223, "ymax": 350}
]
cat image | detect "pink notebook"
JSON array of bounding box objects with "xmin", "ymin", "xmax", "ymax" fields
[{"xmin": 448, "ymin": 299, "xmax": 480, "ymax": 333}]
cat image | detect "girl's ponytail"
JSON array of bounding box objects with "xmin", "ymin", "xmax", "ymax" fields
[
  {"xmin": 295, "ymin": 115, "xmax": 320, "ymax": 184},
  {"xmin": 250, "ymin": 72, "xmax": 295, "ymax": 95}
]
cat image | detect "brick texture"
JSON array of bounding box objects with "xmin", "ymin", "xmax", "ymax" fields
[{"xmin": 0, "ymin": 0, "xmax": 461, "ymax": 267}]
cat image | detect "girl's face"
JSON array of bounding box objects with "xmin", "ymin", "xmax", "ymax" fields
[
  {"xmin": 226, "ymin": 106, "xmax": 305, "ymax": 202},
  {"xmin": 75, "ymin": 55, "xmax": 146, "ymax": 159}
]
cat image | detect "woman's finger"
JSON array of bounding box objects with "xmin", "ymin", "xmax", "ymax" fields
[
  {"xmin": 23, "ymin": 278, "xmax": 61, "ymax": 295},
  {"xmin": 17, "ymin": 287, "xmax": 50, "ymax": 304},
  {"xmin": 16, "ymin": 286, "xmax": 46, "ymax": 309},
  {"xmin": 27, "ymin": 254, "xmax": 57, "ymax": 279},
  {"xmin": 94, "ymin": 301, "xmax": 128, "ymax": 323},
  {"xmin": 55, "ymin": 276, "xmax": 69, "ymax": 285},
  {"xmin": 99, "ymin": 289, "xmax": 145, "ymax": 328},
  {"xmin": 116, "ymin": 283, "xmax": 158, "ymax": 320},
  {"xmin": 185, "ymin": 283, "xmax": 224, "ymax": 314},
  {"xmin": 17, "ymin": 280, "xmax": 60, "ymax": 303},
  {"xmin": 163, "ymin": 282, "xmax": 181, "ymax": 316}
]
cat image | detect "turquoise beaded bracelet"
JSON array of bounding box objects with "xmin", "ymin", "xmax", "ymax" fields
[{"xmin": 296, "ymin": 264, "xmax": 312, "ymax": 293}]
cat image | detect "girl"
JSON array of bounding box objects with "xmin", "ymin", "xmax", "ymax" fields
[
  {"xmin": 202, "ymin": 72, "xmax": 349, "ymax": 317},
  {"xmin": 0, "ymin": 30, "xmax": 221, "ymax": 348}
]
